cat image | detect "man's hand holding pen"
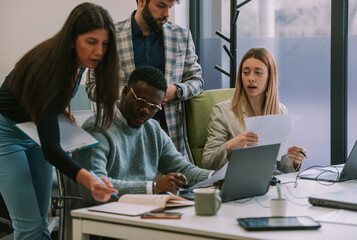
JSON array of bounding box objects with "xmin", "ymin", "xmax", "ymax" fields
[{"xmin": 156, "ymin": 173, "xmax": 188, "ymax": 194}]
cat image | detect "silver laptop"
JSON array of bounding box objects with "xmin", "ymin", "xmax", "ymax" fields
[
  {"xmin": 299, "ymin": 140, "xmax": 357, "ymax": 182},
  {"xmin": 309, "ymin": 188, "xmax": 357, "ymax": 211},
  {"xmin": 220, "ymin": 143, "xmax": 280, "ymax": 202}
]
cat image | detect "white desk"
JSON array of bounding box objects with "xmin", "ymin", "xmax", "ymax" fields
[{"xmin": 71, "ymin": 173, "xmax": 357, "ymax": 240}]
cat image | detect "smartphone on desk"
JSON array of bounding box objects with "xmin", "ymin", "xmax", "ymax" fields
[
  {"xmin": 237, "ymin": 216, "xmax": 321, "ymax": 231},
  {"xmin": 141, "ymin": 212, "xmax": 182, "ymax": 219}
]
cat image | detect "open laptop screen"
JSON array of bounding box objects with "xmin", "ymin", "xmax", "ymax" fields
[{"xmin": 220, "ymin": 143, "xmax": 280, "ymax": 202}]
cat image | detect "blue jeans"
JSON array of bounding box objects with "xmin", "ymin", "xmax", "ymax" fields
[{"xmin": 0, "ymin": 114, "xmax": 52, "ymax": 240}]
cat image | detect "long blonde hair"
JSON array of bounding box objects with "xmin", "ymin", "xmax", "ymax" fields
[{"xmin": 231, "ymin": 47, "xmax": 280, "ymax": 130}]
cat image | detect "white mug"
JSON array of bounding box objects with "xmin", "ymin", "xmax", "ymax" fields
[{"xmin": 270, "ymin": 198, "xmax": 287, "ymax": 217}]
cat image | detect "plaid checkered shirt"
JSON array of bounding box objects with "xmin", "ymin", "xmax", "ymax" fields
[{"xmin": 86, "ymin": 14, "xmax": 203, "ymax": 156}]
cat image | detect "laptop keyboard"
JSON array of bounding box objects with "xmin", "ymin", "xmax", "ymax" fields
[
  {"xmin": 299, "ymin": 168, "xmax": 341, "ymax": 181},
  {"xmin": 316, "ymin": 172, "xmax": 339, "ymax": 181}
]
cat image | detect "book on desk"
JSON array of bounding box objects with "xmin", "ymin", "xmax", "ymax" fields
[
  {"xmin": 88, "ymin": 194, "xmax": 194, "ymax": 216},
  {"xmin": 15, "ymin": 114, "xmax": 99, "ymax": 153}
]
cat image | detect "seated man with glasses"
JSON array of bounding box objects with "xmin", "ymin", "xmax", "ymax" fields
[{"xmin": 69, "ymin": 66, "xmax": 213, "ymax": 207}]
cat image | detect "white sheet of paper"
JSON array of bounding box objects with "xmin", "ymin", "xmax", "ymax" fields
[
  {"xmin": 88, "ymin": 202, "xmax": 158, "ymax": 216},
  {"xmin": 188, "ymin": 163, "xmax": 228, "ymax": 190},
  {"xmin": 15, "ymin": 114, "xmax": 98, "ymax": 153},
  {"xmin": 244, "ymin": 114, "xmax": 302, "ymax": 160},
  {"xmin": 315, "ymin": 209, "xmax": 357, "ymax": 226}
]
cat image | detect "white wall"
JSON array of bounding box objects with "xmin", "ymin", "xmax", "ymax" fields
[
  {"xmin": 171, "ymin": 0, "xmax": 189, "ymax": 29},
  {"xmin": 0, "ymin": 0, "xmax": 188, "ymax": 83}
]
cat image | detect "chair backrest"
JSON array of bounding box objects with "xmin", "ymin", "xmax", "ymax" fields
[
  {"xmin": 184, "ymin": 88, "xmax": 235, "ymax": 168},
  {"xmin": 70, "ymin": 84, "xmax": 92, "ymax": 111}
]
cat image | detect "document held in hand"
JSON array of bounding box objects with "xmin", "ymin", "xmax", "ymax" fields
[
  {"xmin": 88, "ymin": 194, "xmax": 194, "ymax": 216},
  {"xmin": 244, "ymin": 114, "xmax": 302, "ymax": 160},
  {"xmin": 15, "ymin": 114, "xmax": 99, "ymax": 153}
]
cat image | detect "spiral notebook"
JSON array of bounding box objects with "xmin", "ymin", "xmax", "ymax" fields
[{"xmin": 15, "ymin": 114, "xmax": 99, "ymax": 153}]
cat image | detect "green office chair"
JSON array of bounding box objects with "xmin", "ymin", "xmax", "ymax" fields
[{"xmin": 184, "ymin": 88, "xmax": 235, "ymax": 168}]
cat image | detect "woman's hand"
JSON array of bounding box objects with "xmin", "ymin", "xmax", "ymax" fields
[
  {"xmin": 287, "ymin": 146, "xmax": 307, "ymax": 169},
  {"xmin": 63, "ymin": 106, "xmax": 77, "ymax": 124},
  {"xmin": 90, "ymin": 177, "xmax": 117, "ymax": 202},
  {"xmin": 76, "ymin": 169, "xmax": 118, "ymax": 202},
  {"xmin": 226, "ymin": 132, "xmax": 258, "ymax": 158}
]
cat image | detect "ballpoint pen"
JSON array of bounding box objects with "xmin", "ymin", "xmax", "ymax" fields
[
  {"xmin": 89, "ymin": 170, "xmax": 118, "ymax": 198},
  {"xmin": 299, "ymin": 151, "xmax": 308, "ymax": 159},
  {"xmin": 276, "ymin": 182, "xmax": 282, "ymax": 200}
]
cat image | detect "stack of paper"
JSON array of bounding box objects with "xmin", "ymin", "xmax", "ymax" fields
[{"xmin": 315, "ymin": 209, "xmax": 357, "ymax": 226}]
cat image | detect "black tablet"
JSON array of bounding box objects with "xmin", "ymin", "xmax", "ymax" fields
[{"xmin": 237, "ymin": 216, "xmax": 321, "ymax": 231}]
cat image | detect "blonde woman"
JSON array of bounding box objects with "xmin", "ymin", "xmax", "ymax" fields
[{"xmin": 202, "ymin": 47, "xmax": 307, "ymax": 171}]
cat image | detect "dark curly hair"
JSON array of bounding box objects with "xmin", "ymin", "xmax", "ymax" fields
[{"xmin": 128, "ymin": 66, "xmax": 167, "ymax": 92}]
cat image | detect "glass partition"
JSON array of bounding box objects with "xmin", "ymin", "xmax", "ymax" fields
[
  {"xmin": 199, "ymin": 0, "xmax": 331, "ymax": 169},
  {"xmin": 348, "ymin": 0, "xmax": 357, "ymax": 153}
]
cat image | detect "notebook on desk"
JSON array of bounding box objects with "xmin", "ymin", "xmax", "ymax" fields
[
  {"xmin": 309, "ymin": 188, "xmax": 357, "ymax": 211},
  {"xmin": 220, "ymin": 143, "xmax": 280, "ymax": 202},
  {"xmin": 298, "ymin": 140, "xmax": 357, "ymax": 182}
]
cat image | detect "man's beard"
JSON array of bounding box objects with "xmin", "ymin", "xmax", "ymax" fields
[{"xmin": 141, "ymin": 3, "xmax": 166, "ymax": 30}]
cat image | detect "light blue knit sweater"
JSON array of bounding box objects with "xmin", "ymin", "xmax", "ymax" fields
[{"xmin": 70, "ymin": 113, "xmax": 212, "ymax": 205}]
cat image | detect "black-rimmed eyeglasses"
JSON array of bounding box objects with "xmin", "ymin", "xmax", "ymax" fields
[{"xmin": 130, "ymin": 87, "xmax": 162, "ymax": 111}]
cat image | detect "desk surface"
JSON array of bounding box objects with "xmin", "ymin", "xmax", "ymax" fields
[{"xmin": 71, "ymin": 173, "xmax": 357, "ymax": 240}]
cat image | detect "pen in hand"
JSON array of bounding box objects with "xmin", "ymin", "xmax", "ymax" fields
[
  {"xmin": 176, "ymin": 173, "xmax": 188, "ymax": 184},
  {"xmin": 299, "ymin": 151, "xmax": 308, "ymax": 159},
  {"xmin": 89, "ymin": 170, "xmax": 118, "ymax": 198}
]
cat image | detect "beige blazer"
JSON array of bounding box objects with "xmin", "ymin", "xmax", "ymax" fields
[{"xmin": 202, "ymin": 99, "xmax": 298, "ymax": 173}]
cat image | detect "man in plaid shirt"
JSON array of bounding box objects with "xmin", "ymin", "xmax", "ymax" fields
[{"xmin": 86, "ymin": 0, "xmax": 203, "ymax": 157}]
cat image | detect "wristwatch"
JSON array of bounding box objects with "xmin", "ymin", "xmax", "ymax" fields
[
  {"xmin": 174, "ymin": 85, "xmax": 183, "ymax": 100},
  {"xmin": 152, "ymin": 181, "xmax": 157, "ymax": 194}
]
